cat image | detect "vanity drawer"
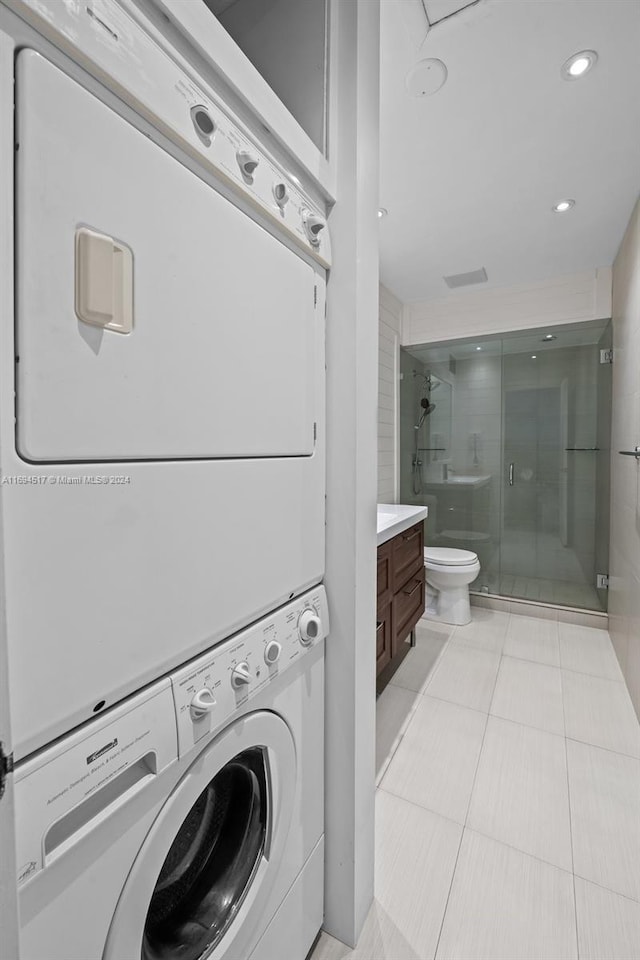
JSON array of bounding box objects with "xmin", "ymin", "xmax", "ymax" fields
[
  {"xmin": 377, "ymin": 540, "xmax": 392, "ymax": 600},
  {"xmin": 376, "ymin": 601, "xmax": 392, "ymax": 676},
  {"xmin": 392, "ymin": 521, "xmax": 424, "ymax": 591},
  {"xmin": 393, "ymin": 564, "xmax": 425, "ymax": 651}
]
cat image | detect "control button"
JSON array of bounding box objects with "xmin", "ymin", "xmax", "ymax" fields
[
  {"xmin": 231, "ymin": 661, "xmax": 252, "ymax": 688},
  {"xmin": 302, "ymin": 210, "xmax": 326, "ymax": 247},
  {"xmin": 190, "ymin": 105, "xmax": 215, "ymax": 146},
  {"xmin": 298, "ymin": 609, "xmax": 321, "ymax": 646},
  {"xmin": 237, "ymin": 150, "xmax": 259, "ymax": 180},
  {"xmin": 190, "ymin": 687, "xmax": 216, "ymax": 720},
  {"xmin": 273, "ymin": 182, "xmax": 289, "ymax": 208},
  {"xmin": 264, "ymin": 640, "xmax": 282, "ymax": 665}
]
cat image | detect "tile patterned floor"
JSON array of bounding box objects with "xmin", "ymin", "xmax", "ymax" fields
[{"xmin": 311, "ymin": 610, "xmax": 640, "ymax": 960}]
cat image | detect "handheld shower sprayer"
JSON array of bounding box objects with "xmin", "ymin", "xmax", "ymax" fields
[{"xmin": 411, "ymin": 371, "xmax": 437, "ymax": 493}]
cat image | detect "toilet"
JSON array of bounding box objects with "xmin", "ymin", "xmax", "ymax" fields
[{"xmin": 423, "ymin": 547, "xmax": 480, "ymax": 626}]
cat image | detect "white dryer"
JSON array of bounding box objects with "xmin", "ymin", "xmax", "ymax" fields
[
  {"xmin": 15, "ymin": 587, "xmax": 328, "ymax": 960},
  {"xmin": 0, "ymin": 0, "xmax": 330, "ymax": 762}
]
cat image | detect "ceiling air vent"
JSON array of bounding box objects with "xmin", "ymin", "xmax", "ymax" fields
[{"xmin": 443, "ymin": 267, "xmax": 488, "ymax": 289}]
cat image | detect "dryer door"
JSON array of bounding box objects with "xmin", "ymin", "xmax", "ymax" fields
[
  {"xmin": 103, "ymin": 711, "xmax": 296, "ymax": 960},
  {"xmin": 15, "ymin": 51, "xmax": 318, "ymax": 462}
]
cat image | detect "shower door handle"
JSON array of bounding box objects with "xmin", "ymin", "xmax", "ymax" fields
[{"xmin": 508, "ymin": 463, "xmax": 514, "ymax": 486}]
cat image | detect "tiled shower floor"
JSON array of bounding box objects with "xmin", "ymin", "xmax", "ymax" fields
[
  {"xmin": 473, "ymin": 574, "xmax": 603, "ymax": 611},
  {"xmin": 311, "ymin": 609, "xmax": 640, "ymax": 960}
]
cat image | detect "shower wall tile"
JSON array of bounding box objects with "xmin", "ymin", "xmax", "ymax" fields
[{"xmin": 378, "ymin": 284, "xmax": 402, "ymax": 503}]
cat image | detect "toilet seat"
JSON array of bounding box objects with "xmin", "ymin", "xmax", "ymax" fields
[{"xmin": 424, "ymin": 546, "xmax": 478, "ymax": 567}]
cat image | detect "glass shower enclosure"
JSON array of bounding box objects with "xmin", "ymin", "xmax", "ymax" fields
[{"xmin": 400, "ymin": 320, "xmax": 612, "ymax": 612}]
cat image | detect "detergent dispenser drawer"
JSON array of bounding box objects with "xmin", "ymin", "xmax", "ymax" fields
[{"xmin": 15, "ymin": 51, "xmax": 319, "ymax": 463}]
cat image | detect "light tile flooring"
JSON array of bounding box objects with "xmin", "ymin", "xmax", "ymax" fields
[{"xmin": 311, "ymin": 609, "xmax": 640, "ymax": 960}]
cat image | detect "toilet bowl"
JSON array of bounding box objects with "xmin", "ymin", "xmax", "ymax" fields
[{"xmin": 423, "ymin": 547, "xmax": 480, "ymax": 626}]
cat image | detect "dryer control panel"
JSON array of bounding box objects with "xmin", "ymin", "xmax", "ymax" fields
[
  {"xmin": 11, "ymin": 0, "xmax": 331, "ymax": 267},
  {"xmin": 171, "ymin": 586, "xmax": 329, "ymax": 756}
]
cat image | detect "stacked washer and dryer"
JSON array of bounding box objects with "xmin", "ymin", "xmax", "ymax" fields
[{"xmin": 0, "ymin": 1, "xmax": 330, "ymax": 957}]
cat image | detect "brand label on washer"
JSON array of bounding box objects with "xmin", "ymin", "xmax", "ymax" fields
[
  {"xmin": 14, "ymin": 683, "xmax": 177, "ymax": 887},
  {"xmin": 86, "ymin": 738, "xmax": 118, "ymax": 765}
]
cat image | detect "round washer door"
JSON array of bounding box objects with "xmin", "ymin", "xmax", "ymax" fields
[{"xmin": 103, "ymin": 711, "xmax": 296, "ymax": 960}]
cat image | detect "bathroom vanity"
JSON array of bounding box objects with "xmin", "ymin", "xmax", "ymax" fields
[{"xmin": 376, "ymin": 505, "xmax": 428, "ymax": 694}]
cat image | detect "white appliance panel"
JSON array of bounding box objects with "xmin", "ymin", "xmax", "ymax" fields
[
  {"xmin": 16, "ymin": 50, "xmax": 317, "ymax": 462},
  {"xmin": 6, "ymin": 453, "xmax": 325, "ymax": 761},
  {"xmin": 15, "ymin": 584, "xmax": 325, "ymax": 960}
]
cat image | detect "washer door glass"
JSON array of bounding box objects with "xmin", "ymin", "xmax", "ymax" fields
[{"xmin": 142, "ymin": 747, "xmax": 267, "ymax": 960}]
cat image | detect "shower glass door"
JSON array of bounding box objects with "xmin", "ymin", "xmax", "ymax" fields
[
  {"xmin": 399, "ymin": 340, "xmax": 502, "ymax": 594},
  {"xmin": 400, "ymin": 319, "xmax": 611, "ymax": 612},
  {"xmin": 500, "ymin": 326, "xmax": 608, "ymax": 610}
]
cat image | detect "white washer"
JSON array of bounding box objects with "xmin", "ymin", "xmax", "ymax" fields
[
  {"xmin": 1, "ymin": 0, "xmax": 330, "ymax": 762},
  {"xmin": 15, "ymin": 587, "xmax": 328, "ymax": 960}
]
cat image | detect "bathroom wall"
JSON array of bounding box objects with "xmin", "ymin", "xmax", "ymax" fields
[
  {"xmin": 378, "ymin": 284, "xmax": 402, "ymax": 502},
  {"xmin": 403, "ymin": 268, "xmax": 612, "ymax": 346},
  {"xmin": 609, "ymin": 196, "xmax": 640, "ymax": 718}
]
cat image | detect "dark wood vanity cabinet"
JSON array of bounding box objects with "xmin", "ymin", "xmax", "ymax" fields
[{"xmin": 376, "ymin": 521, "xmax": 425, "ymax": 694}]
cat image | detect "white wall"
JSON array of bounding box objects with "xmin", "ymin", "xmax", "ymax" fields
[
  {"xmin": 403, "ymin": 268, "xmax": 612, "ymax": 346},
  {"xmin": 378, "ymin": 284, "xmax": 401, "ymax": 502},
  {"xmin": 323, "ymin": 0, "xmax": 380, "ymax": 946},
  {"xmin": 609, "ymin": 196, "xmax": 640, "ymax": 719}
]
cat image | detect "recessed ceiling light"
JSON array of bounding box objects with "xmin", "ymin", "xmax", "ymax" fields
[
  {"xmin": 553, "ymin": 199, "xmax": 575, "ymax": 213},
  {"xmin": 476, "ymin": 346, "xmax": 482, "ymax": 351},
  {"xmin": 377, "ymin": 208, "xmax": 388, "ymax": 219},
  {"xmin": 531, "ymin": 355, "xmax": 537, "ymax": 360},
  {"xmin": 561, "ymin": 50, "xmax": 598, "ymax": 81},
  {"xmin": 542, "ymin": 334, "xmax": 557, "ymax": 342}
]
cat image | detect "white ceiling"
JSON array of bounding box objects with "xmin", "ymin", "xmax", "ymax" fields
[{"xmin": 379, "ymin": 0, "xmax": 640, "ymax": 303}]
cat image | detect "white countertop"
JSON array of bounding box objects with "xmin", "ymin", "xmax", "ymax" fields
[{"xmin": 377, "ymin": 503, "xmax": 428, "ymax": 546}]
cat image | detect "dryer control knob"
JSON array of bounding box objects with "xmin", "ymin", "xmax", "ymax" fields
[
  {"xmin": 264, "ymin": 640, "xmax": 281, "ymax": 665},
  {"xmin": 190, "ymin": 105, "xmax": 216, "ymax": 146},
  {"xmin": 231, "ymin": 661, "xmax": 252, "ymax": 688},
  {"xmin": 298, "ymin": 610, "xmax": 321, "ymax": 646},
  {"xmin": 273, "ymin": 182, "xmax": 289, "ymax": 208},
  {"xmin": 302, "ymin": 210, "xmax": 326, "ymax": 247},
  {"xmin": 237, "ymin": 150, "xmax": 259, "ymax": 179},
  {"xmin": 190, "ymin": 687, "xmax": 216, "ymax": 720}
]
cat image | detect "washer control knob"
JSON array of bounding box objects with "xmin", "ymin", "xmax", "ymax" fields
[
  {"xmin": 237, "ymin": 150, "xmax": 259, "ymax": 179},
  {"xmin": 264, "ymin": 640, "xmax": 282, "ymax": 665},
  {"xmin": 231, "ymin": 661, "xmax": 252, "ymax": 688},
  {"xmin": 190, "ymin": 687, "xmax": 216, "ymax": 720},
  {"xmin": 273, "ymin": 182, "xmax": 289, "ymax": 208},
  {"xmin": 302, "ymin": 210, "xmax": 326, "ymax": 247},
  {"xmin": 298, "ymin": 609, "xmax": 322, "ymax": 646}
]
